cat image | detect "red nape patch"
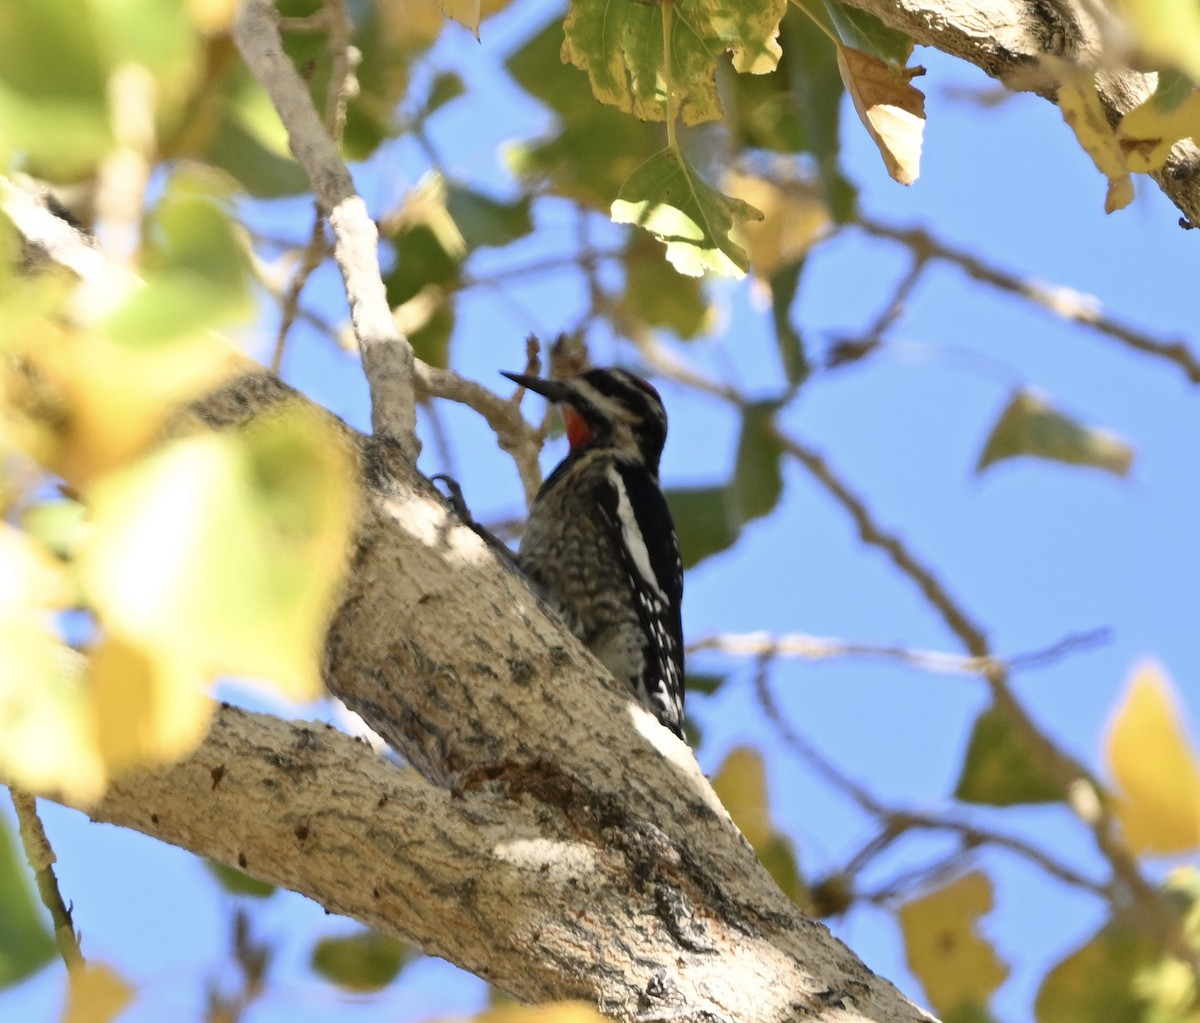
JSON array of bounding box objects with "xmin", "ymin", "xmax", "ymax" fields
[{"xmin": 562, "ymin": 405, "xmax": 592, "ymax": 449}]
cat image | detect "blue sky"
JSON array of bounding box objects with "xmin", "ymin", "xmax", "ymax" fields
[{"xmin": 4, "ymin": 1, "xmax": 1199, "ymax": 1021}]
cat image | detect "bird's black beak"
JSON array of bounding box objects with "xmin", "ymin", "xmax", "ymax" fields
[{"xmin": 501, "ymin": 371, "xmax": 573, "ymax": 403}]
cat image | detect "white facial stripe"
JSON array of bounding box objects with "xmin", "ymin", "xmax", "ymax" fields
[{"xmin": 605, "ymin": 464, "xmax": 667, "ymax": 602}]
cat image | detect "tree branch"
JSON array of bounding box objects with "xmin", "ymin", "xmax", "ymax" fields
[
  {"xmin": 7, "ymin": 183, "xmax": 932, "ymax": 1023},
  {"xmin": 837, "ymin": 0, "xmax": 1200, "ymax": 225},
  {"xmin": 232, "ymin": 0, "xmax": 419, "ymax": 458}
]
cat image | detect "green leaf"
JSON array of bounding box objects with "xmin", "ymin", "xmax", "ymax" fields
[
  {"xmin": 562, "ymin": 0, "xmax": 785, "ymax": 125},
  {"xmin": 0, "ymin": 813, "xmax": 56, "ymax": 988},
  {"xmin": 612, "ymin": 149, "xmax": 762, "ymax": 278},
  {"xmin": 666, "ymin": 486, "xmax": 739, "ymax": 569},
  {"xmin": 106, "ymin": 171, "xmax": 253, "ymax": 346},
  {"xmin": 506, "ymin": 19, "xmax": 665, "ymax": 208},
  {"xmin": 729, "ymin": 3, "xmax": 840, "ymax": 152},
  {"xmin": 0, "ymin": 0, "xmax": 113, "ymax": 179},
  {"xmin": 686, "ymin": 672, "xmax": 727, "ymax": 696},
  {"xmin": 1036, "ymin": 915, "xmax": 1160, "ymax": 1023},
  {"xmin": 1152, "ymin": 68, "xmax": 1196, "ymax": 112},
  {"xmin": 82, "ymin": 405, "xmax": 357, "ymax": 704},
  {"xmin": 731, "ymin": 402, "xmax": 785, "ymax": 525},
  {"xmin": 425, "ymin": 71, "xmax": 466, "ymax": 115},
  {"xmin": 340, "ymin": 0, "xmax": 442, "ymax": 160},
  {"xmin": 954, "ymin": 704, "xmax": 1063, "ymax": 806},
  {"xmin": 445, "ymin": 186, "xmax": 533, "ymax": 250},
  {"xmin": 977, "ymin": 390, "xmax": 1134, "ymax": 477},
  {"xmin": 311, "ymin": 928, "xmax": 411, "ymax": 992},
  {"xmin": 621, "ymin": 232, "xmax": 712, "ymax": 339},
  {"xmin": 823, "ymin": 0, "xmax": 914, "ymax": 63},
  {"xmin": 769, "ymin": 261, "xmax": 810, "ymax": 387},
  {"xmin": 207, "ymin": 862, "xmax": 277, "ymax": 899},
  {"xmin": 21, "ymin": 500, "xmax": 87, "ymax": 561}
]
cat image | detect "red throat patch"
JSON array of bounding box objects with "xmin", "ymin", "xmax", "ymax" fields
[{"xmin": 562, "ymin": 405, "xmax": 592, "ymax": 450}]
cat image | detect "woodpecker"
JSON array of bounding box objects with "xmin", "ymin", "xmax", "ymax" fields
[{"xmin": 502, "ymin": 367, "xmax": 686, "ymax": 738}]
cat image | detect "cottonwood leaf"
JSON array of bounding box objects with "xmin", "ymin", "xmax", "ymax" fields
[
  {"xmin": 612, "ymin": 149, "xmax": 762, "ymax": 278},
  {"xmin": 976, "ymin": 389, "xmax": 1133, "ymax": 477},
  {"xmin": 1035, "ymin": 914, "xmax": 1160, "ymax": 1023},
  {"xmin": 711, "ymin": 747, "xmax": 805, "ymax": 903},
  {"xmin": 506, "ymin": 18, "xmax": 664, "ymax": 209},
  {"xmin": 311, "ymin": 928, "xmax": 412, "ymax": 992},
  {"xmin": 82, "ymin": 408, "xmax": 356, "ymax": 707},
  {"xmin": 1117, "ymin": 83, "xmax": 1200, "ymax": 174},
  {"xmin": 822, "ymin": 0, "xmax": 913, "ymax": 63},
  {"xmin": 899, "ymin": 872, "xmax": 1009, "ymax": 1019},
  {"xmin": 836, "ymin": 45, "xmax": 926, "ymax": 185},
  {"xmin": 0, "ymin": 815, "xmax": 56, "ymax": 988},
  {"xmin": 1105, "ymin": 662, "xmax": 1200, "ymax": 854},
  {"xmin": 1117, "ymin": 0, "xmax": 1200, "ymax": 83},
  {"xmin": 954, "ymin": 703, "xmax": 1062, "ymax": 806},
  {"xmin": 665, "ymin": 486, "xmax": 739, "ymax": 568},
  {"xmin": 726, "ymin": 172, "xmax": 829, "ymax": 279},
  {"xmin": 0, "ymin": 525, "xmax": 104, "ymax": 802},
  {"xmin": 731, "ymin": 401, "xmax": 785, "ymax": 525},
  {"xmin": 62, "ymin": 963, "xmax": 134, "ymax": 1023},
  {"xmin": 562, "ymin": 0, "xmax": 785, "ymax": 125}
]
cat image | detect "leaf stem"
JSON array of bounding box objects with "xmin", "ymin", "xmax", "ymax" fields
[
  {"xmin": 9, "ymin": 788, "xmax": 84, "ymax": 968},
  {"xmin": 662, "ymin": 0, "xmax": 679, "ymax": 152}
]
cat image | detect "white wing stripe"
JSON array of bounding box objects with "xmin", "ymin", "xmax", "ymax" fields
[{"xmin": 605, "ymin": 465, "xmax": 667, "ymax": 602}]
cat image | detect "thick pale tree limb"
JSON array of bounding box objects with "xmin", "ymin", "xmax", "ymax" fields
[
  {"xmin": 838, "ymin": 0, "xmax": 1200, "ymax": 224},
  {"xmin": 5, "ymin": 189, "xmax": 931, "ymax": 1019},
  {"xmin": 71, "ymin": 703, "xmax": 928, "ymax": 1021}
]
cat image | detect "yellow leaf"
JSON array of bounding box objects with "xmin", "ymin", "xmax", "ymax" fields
[
  {"xmin": 1117, "ymin": 0, "xmax": 1200, "ymax": 83},
  {"xmin": 440, "ymin": 0, "xmax": 482, "ymax": 38},
  {"xmin": 898, "ymin": 871, "xmax": 1009, "ymax": 1016},
  {"xmin": 836, "ymin": 46, "xmax": 926, "ymax": 186},
  {"xmin": 188, "ymin": 0, "xmax": 241, "ymax": 33},
  {"xmin": 1105, "ymin": 662, "xmax": 1200, "ymax": 854},
  {"xmin": 62, "ymin": 963, "xmax": 134, "ymax": 1023},
  {"xmin": 0, "ymin": 525, "xmax": 105, "ymax": 802},
  {"xmin": 87, "ymin": 635, "xmax": 213, "ymax": 777},
  {"xmin": 1055, "ymin": 68, "xmax": 1135, "ymax": 213},
  {"xmin": 1117, "ymin": 89, "xmax": 1200, "ymax": 174},
  {"xmin": 82, "ymin": 407, "xmax": 356, "ymax": 702},
  {"xmin": 725, "ymin": 173, "xmax": 830, "ymax": 279},
  {"xmin": 711, "ymin": 746, "xmax": 772, "ymax": 847},
  {"xmin": 20, "ymin": 321, "xmax": 236, "ymax": 487}
]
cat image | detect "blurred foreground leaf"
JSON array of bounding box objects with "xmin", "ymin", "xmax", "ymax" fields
[
  {"xmin": 1036, "ymin": 913, "xmax": 1162, "ymax": 1023},
  {"xmin": 0, "ymin": 525, "xmax": 104, "ymax": 802},
  {"xmin": 82, "ymin": 406, "xmax": 357, "ymax": 707},
  {"xmin": 977, "ymin": 389, "xmax": 1133, "ymax": 477},
  {"xmin": 0, "ymin": 814, "xmax": 55, "ymax": 989},
  {"xmin": 1105, "ymin": 662, "xmax": 1200, "ymax": 854},
  {"xmin": 899, "ymin": 872, "xmax": 1008, "ymax": 1020}
]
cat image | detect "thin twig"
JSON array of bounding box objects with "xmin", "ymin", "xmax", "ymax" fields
[
  {"xmin": 414, "ymin": 364, "xmax": 543, "ymax": 506},
  {"xmin": 857, "ymin": 216, "xmax": 1200, "ymax": 384},
  {"xmin": 689, "ymin": 627, "xmax": 1110, "ymax": 677},
  {"xmin": 233, "ymin": 0, "xmax": 418, "ymax": 458},
  {"xmin": 10, "ymin": 789, "xmax": 83, "ymax": 967},
  {"xmin": 752, "ymin": 671, "xmax": 1105, "ymax": 896}
]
